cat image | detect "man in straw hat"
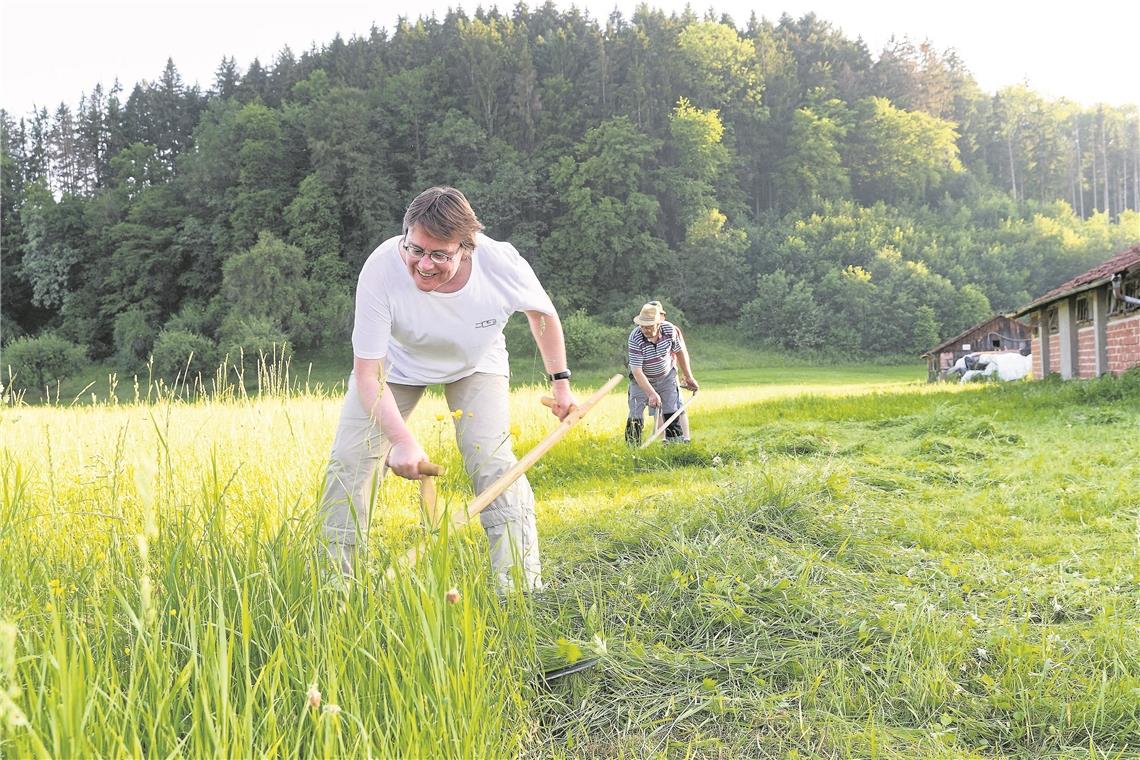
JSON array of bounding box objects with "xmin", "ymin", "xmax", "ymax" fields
[
  {"xmin": 625, "ymin": 301, "xmax": 699, "ymax": 445},
  {"xmin": 319, "ymin": 186, "xmax": 577, "ymax": 591}
]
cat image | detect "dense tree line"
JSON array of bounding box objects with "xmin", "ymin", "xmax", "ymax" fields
[{"xmin": 2, "ymin": 3, "xmax": 1138, "ymax": 383}]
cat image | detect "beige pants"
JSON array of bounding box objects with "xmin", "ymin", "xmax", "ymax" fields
[{"xmin": 320, "ymin": 371, "xmax": 541, "ymax": 590}]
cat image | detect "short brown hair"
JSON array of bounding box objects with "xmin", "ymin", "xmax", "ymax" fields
[{"xmin": 402, "ymin": 186, "xmax": 484, "ymax": 250}]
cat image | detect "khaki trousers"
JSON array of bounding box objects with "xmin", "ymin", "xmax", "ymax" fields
[{"xmin": 320, "ymin": 371, "xmax": 541, "ymax": 590}]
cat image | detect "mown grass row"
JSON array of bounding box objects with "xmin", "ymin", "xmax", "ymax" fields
[{"xmin": 529, "ymin": 372, "xmax": 1139, "ymax": 758}]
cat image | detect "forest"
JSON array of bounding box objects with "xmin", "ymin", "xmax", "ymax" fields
[{"xmin": 2, "ymin": 3, "xmax": 1139, "ymax": 384}]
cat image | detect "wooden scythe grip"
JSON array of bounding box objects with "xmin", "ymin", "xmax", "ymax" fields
[
  {"xmin": 417, "ymin": 461, "xmax": 444, "ymax": 528},
  {"xmin": 540, "ymin": 395, "xmax": 576, "ymax": 413},
  {"xmin": 417, "ymin": 461, "xmax": 443, "ymax": 477}
]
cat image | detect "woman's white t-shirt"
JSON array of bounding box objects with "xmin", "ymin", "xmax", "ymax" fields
[{"xmin": 351, "ymin": 233, "xmax": 555, "ymax": 385}]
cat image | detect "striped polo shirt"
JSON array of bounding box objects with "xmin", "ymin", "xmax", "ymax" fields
[{"xmin": 627, "ymin": 322, "xmax": 681, "ymax": 378}]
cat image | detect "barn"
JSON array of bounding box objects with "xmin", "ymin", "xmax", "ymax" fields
[
  {"xmin": 1012, "ymin": 243, "xmax": 1140, "ymax": 379},
  {"xmin": 922, "ymin": 315, "xmax": 1031, "ymax": 382}
]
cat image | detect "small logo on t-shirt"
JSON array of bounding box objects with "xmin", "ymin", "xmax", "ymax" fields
[{"xmin": 474, "ymin": 319, "xmax": 497, "ymax": 329}]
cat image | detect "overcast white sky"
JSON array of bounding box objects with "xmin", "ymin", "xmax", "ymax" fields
[{"xmin": 2, "ymin": 0, "xmax": 1138, "ymax": 117}]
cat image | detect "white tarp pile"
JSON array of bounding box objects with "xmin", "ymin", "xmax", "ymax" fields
[{"xmin": 947, "ymin": 351, "xmax": 1032, "ymax": 383}]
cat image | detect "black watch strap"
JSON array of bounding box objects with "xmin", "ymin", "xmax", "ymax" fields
[{"xmin": 548, "ymin": 370, "xmax": 572, "ymax": 381}]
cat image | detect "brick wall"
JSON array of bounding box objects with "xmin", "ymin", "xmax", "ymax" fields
[
  {"xmin": 1077, "ymin": 325, "xmax": 1097, "ymax": 378},
  {"xmin": 1106, "ymin": 311, "xmax": 1140, "ymax": 375},
  {"xmin": 1029, "ymin": 320, "xmax": 1060, "ymax": 379},
  {"xmin": 1020, "ymin": 307, "xmax": 1136, "ymax": 380}
]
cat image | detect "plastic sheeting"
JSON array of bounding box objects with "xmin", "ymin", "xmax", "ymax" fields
[{"xmin": 951, "ymin": 351, "xmax": 1032, "ymax": 382}]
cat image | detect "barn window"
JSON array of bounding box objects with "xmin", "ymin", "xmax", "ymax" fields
[
  {"xmin": 1075, "ymin": 296, "xmax": 1091, "ymax": 323},
  {"xmin": 1110, "ymin": 275, "xmax": 1139, "ymax": 315},
  {"xmin": 1047, "ymin": 307, "xmax": 1059, "ymax": 334}
]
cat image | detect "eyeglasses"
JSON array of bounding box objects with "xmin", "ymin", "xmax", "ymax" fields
[{"xmin": 401, "ymin": 236, "xmax": 464, "ymax": 265}]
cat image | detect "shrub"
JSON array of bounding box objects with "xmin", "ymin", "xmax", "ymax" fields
[
  {"xmin": 504, "ymin": 310, "xmax": 626, "ymax": 371},
  {"xmin": 738, "ymin": 272, "xmax": 824, "ymax": 351},
  {"xmin": 2, "ymin": 333, "xmax": 86, "ymax": 391},
  {"xmin": 0, "ymin": 312, "xmax": 27, "ymax": 344},
  {"xmin": 293, "ymin": 284, "xmax": 352, "ymax": 350},
  {"xmin": 504, "ymin": 316, "xmax": 537, "ymax": 367},
  {"xmin": 150, "ymin": 330, "xmax": 218, "ymax": 381},
  {"xmin": 164, "ymin": 302, "xmax": 215, "ymax": 337},
  {"xmin": 217, "ymin": 315, "xmax": 293, "ymax": 375},
  {"xmin": 221, "ymin": 232, "xmax": 306, "ymax": 335},
  {"xmin": 561, "ymin": 310, "xmax": 626, "ymax": 368},
  {"xmin": 113, "ymin": 308, "xmax": 156, "ymax": 370}
]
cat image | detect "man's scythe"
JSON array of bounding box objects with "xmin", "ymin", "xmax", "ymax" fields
[
  {"xmin": 640, "ymin": 388, "xmax": 698, "ymax": 448},
  {"xmin": 385, "ymin": 373, "xmax": 624, "ymax": 581}
]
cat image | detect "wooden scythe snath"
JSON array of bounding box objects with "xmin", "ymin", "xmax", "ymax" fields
[
  {"xmin": 386, "ymin": 373, "xmax": 624, "ymax": 580},
  {"xmin": 641, "ymin": 389, "xmax": 697, "ymax": 448},
  {"xmin": 416, "ymin": 461, "xmax": 444, "ymax": 529}
]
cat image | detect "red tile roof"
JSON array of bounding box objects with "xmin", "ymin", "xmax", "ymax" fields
[{"xmin": 1015, "ymin": 243, "xmax": 1140, "ymax": 315}]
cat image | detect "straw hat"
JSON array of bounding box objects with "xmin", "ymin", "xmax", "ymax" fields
[{"xmin": 633, "ymin": 301, "xmax": 666, "ymax": 326}]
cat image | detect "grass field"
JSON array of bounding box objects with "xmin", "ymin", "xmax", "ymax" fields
[
  {"xmin": 1, "ymin": 362, "xmax": 1137, "ymax": 758},
  {"xmin": 25, "ymin": 323, "xmax": 921, "ymax": 406}
]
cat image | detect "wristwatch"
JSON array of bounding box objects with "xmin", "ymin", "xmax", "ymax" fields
[{"xmin": 548, "ymin": 370, "xmax": 572, "ymax": 381}]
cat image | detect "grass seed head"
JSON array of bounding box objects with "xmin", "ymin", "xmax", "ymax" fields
[
  {"xmin": 445, "ymin": 588, "xmax": 461, "ymax": 604},
  {"xmin": 306, "ymin": 684, "xmax": 321, "ymax": 709}
]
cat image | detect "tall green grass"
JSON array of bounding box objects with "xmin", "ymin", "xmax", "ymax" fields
[{"xmin": 0, "ymin": 404, "xmax": 535, "ymax": 756}]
